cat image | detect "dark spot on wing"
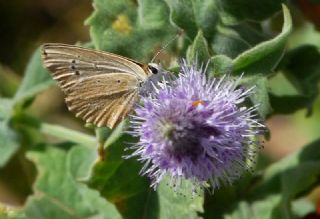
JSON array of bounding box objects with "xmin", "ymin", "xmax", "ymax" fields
[{"xmin": 75, "ymin": 70, "xmax": 80, "ymax": 75}]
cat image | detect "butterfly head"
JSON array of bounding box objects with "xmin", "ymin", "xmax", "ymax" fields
[
  {"xmin": 140, "ymin": 63, "xmax": 170, "ymax": 96},
  {"xmin": 147, "ymin": 63, "xmax": 160, "ymax": 75},
  {"xmin": 146, "ymin": 63, "xmax": 169, "ymax": 85}
]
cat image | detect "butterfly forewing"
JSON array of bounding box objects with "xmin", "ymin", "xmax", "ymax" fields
[{"xmin": 41, "ymin": 43, "xmax": 148, "ymax": 128}]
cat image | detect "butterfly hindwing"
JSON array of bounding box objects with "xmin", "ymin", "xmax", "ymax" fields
[
  {"xmin": 66, "ymin": 89, "xmax": 138, "ymax": 128},
  {"xmin": 41, "ymin": 43, "xmax": 147, "ymax": 128}
]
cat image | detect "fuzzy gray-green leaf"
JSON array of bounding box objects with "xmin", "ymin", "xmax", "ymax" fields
[{"xmin": 232, "ymin": 5, "xmax": 292, "ymax": 75}]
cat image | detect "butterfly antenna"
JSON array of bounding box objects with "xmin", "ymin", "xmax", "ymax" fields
[{"xmin": 150, "ymin": 30, "xmax": 184, "ymax": 63}]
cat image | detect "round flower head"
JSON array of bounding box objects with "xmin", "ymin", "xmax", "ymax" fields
[{"xmin": 128, "ymin": 60, "xmax": 264, "ymax": 194}]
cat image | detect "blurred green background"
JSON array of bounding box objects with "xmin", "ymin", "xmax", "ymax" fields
[
  {"xmin": 0, "ymin": 0, "xmax": 320, "ymax": 213},
  {"xmin": 0, "ymin": 0, "xmax": 93, "ymax": 207}
]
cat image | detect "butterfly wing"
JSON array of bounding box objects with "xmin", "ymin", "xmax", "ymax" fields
[{"xmin": 42, "ymin": 43, "xmax": 148, "ymax": 128}]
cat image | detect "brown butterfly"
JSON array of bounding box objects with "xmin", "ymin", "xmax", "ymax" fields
[{"xmin": 41, "ymin": 43, "xmax": 160, "ymax": 129}]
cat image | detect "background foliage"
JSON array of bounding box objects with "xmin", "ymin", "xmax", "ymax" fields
[{"xmin": 0, "ymin": 0, "xmax": 320, "ymax": 218}]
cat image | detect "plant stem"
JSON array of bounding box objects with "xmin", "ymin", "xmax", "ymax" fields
[{"xmin": 40, "ymin": 123, "xmax": 96, "ymax": 147}]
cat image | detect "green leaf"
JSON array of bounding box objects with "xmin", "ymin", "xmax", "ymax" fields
[
  {"xmin": 138, "ymin": 0, "xmax": 170, "ymax": 29},
  {"xmin": 0, "ymin": 64, "xmax": 20, "ymax": 97},
  {"xmin": 85, "ymin": 0, "xmax": 137, "ymax": 51},
  {"xmin": 13, "ymin": 47, "xmax": 54, "ymax": 105},
  {"xmin": 269, "ymin": 94, "xmax": 311, "ymax": 115},
  {"xmin": 282, "ymin": 45, "xmax": 320, "ymax": 89},
  {"xmin": 274, "ymin": 162, "xmax": 320, "ymax": 218},
  {"xmin": 25, "ymin": 146, "xmax": 121, "ymax": 219},
  {"xmin": 210, "ymin": 55, "xmax": 233, "ymax": 76},
  {"xmin": 104, "ymin": 120, "xmax": 127, "ymax": 149},
  {"xmin": 216, "ymin": 0, "xmax": 287, "ymax": 25},
  {"xmin": 211, "ymin": 25, "xmax": 251, "ymax": 59},
  {"xmin": 89, "ymin": 134, "xmax": 204, "ymax": 219},
  {"xmin": 89, "ymin": 135, "xmax": 141, "ymax": 200},
  {"xmin": 0, "ymin": 121, "xmax": 19, "ymax": 167},
  {"xmin": 165, "ymin": 0, "xmax": 220, "ymax": 40},
  {"xmin": 157, "ymin": 180, "xmax": 203, "ymax": 219},
  {"xmin": 224, "ymin": 202, "xmax": 251, "ymax": 219},
  {"xmin": 275, "ymin": 45, "xmax": 320, "ymax": 115},
  {"xmin": 203, "ymin": 172, "xmax": 261, "ymax": 219},
  {"xmin": 232, "ymin": 5, "xmax": 292, "ymax": 75},
  {"xmin": 224, "ymin": 195, "xmax": 282, "ymax": 219},
  {"xmin": 87, "ymin": 1, "xmax": 151, "ymax": 60},
  {"xmin": 89, "ymin": 134, "xmax": 150, "ymax": 219},
  {"xmin": 0, "ymin": 98, "xmax": 13, "ymax": 120},
  {"xmin": 164, "ymin": 0, "xmax": 198, "ymax": 39},
  {"xmin": 190, "ymin": 0, "xmax": 219, "ymax": 39},
  {"xmin": 187, "ymin": 30, "xmax": 210, "ymax": 64},
  {"xmin": 67, "ymin": 145, "xmax": 97, "ymax": 180},
  {"xmin": 240, "ymin": 75, "xmax": 272, "ymax": 118},
  {"xmin": 40, "ymin": 123, "xmax": 96, "ymax": 147},
  {"xmin": 211, "ymin": 22, "xmax": 268, "ymax": 59},
  {"xmin": 0, "ymin": 204, "xmax": 28, "ymax": 219},
  {"xmin": 292, "ymin": 198, "xmax": 315, "ymax": 218},
  {"xmin": 281, "ymin": 161, "xmax": 320, "ymax": 201},
  {"xmin": 203, "ymin": 186, "xmax": 237, "ymax": 219},
  {"xmin": 231, "ymin": 22, "xmax": 267, "ymax": 46},
  {"xmin": 95, "ymin": 127, "xmax": 112, "ymax": 145},
  {"xmin": 86, "ymin": 0, "xmax": 175, "ymax": 62},
  {"xmin": 250, "ymin": 138, "xmax": 320, "ymax": 200}
]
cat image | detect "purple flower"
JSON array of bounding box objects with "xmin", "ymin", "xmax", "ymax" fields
[{"xmin": 127, "ymin": 60, "xmax": 264, "ymax": 194}]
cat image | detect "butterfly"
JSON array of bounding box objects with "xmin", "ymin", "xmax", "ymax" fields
[{"xmin": 41, "ymin": 43, "xmax": 160, "ymax": 129}]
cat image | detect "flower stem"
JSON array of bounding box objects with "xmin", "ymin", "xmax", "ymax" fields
[{"xmin": 40, "ymin": 123, "xmax": 96, "ymax": 147}]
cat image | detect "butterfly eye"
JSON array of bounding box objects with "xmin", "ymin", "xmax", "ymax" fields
[{"xmin": 148, "ymin": 65, "xmax": 158, "ymax": 74}]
